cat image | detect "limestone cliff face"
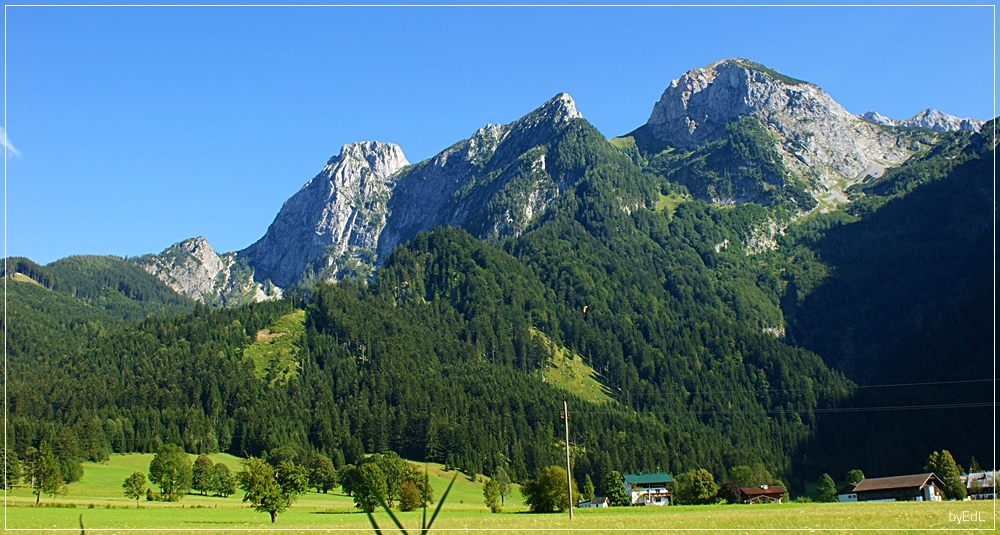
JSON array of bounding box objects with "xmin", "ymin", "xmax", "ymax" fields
[
  {"xmin": 861, "ymin": 109, "xmax": 982, "ymax": 132},
  {"xmin": 133, "ymin": 237, "xmax": 280, "ymax": 306},
  {"xmin": 644, "ymin": 59, "xmax": 934, "ymax": 208},
  {"xmin": 238, "ymin": 141, "xmax": 409, "ymax": 288},
  {"xmin": 238, "ymin": 93, "xmax": 580, "ymax": 288},
  {"xmin": 377, "ymin": 93, "xmax": 580, "ymax": 259}
]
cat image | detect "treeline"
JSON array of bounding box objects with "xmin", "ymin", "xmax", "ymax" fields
[{"xmin": 3, "ymin": 254, "xmax": 195, "ymax": 320}]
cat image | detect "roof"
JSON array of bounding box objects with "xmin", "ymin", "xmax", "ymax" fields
[
  {"xmin": 852, "ymin": 473, "xmax": 942, "ymax": 492},
  {"xmin": 741, "ymin": 485, "xmax": 786, "ymax": 496},
  {"xmin": 962, "ymin": 471, "xmax": 998, "ymax": 488},
  {"xmin": 837, "ymin": 484, "xmax": 857, "ymax": 495},
  {"xmin": 622, "ymin": 473, "xmax": 674, "ymax": 485}
]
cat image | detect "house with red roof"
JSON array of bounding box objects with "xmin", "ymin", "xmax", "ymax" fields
[{"xmin": 740, "ymin": 484, "xmax": 786, "ymax": 504}]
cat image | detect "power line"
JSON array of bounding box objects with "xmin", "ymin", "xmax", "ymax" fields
[
  {"xmin": 606, "ymin": 378, "xmax": 997, "ymax": 399},
  {"xmin": 572, "ymin": 401, "xmax": 996, "ymax": 417}
]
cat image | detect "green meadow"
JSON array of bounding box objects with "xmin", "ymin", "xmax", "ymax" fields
[{"xmin": 4, "ymin": 454, "xmax": 996, "ymax": 534}]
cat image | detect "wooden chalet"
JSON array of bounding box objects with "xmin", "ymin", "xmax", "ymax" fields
[
  {"xmin": 837, "ymin": 473, "xmax": 944, "ymax": 502},
  {"xmin": 622, "ymin": 473, "xmax": 673, "ymax": 506},
  {"xmin": 962, "ymin": 470, "xmax": 998, "ymax": 500},
  {"xmin": 740, "ymin": 484, "xmax": 786, "ymax": 504}
]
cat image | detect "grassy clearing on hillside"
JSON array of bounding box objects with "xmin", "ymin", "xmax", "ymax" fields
[
  {"xmin": 531, "ymin": 328, "xmax": 613, "ymax": 404},
  {"xmin": 11, "ymin": 272, "xmax": 44, "ymax": 286},
  {"xmin": 243, "ymin": 309, "xmax": 305, "ymax": 383},
  {"xmin": 655, "ymin": 192, "xmax": 686, "ymax": 219},
  {"xmin": 608, "ymin": 136, "xmax": 635, "ymax": 149}
]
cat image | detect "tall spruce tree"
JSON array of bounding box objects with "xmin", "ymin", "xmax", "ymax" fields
[
  {"xmin": 603, "ymin": 470, "xmax": 629, "ymax": 506},
  {"xmin": 817, "ymin": 473, "xmax": 837, "ymax": 502},
  {"xmin": 581, "ymin": 474, "xmax": 595, "ymax": 501},
  {"xmin": 925, "ymin": 450, "xmax": 965, "ymax": 500}
]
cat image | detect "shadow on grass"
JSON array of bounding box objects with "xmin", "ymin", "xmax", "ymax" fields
[{"xmin": 311, "ymin": 510, "xmax": 362, "ymax": 515}]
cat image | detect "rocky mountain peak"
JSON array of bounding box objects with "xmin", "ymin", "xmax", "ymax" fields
[
  {"xmin": 537, "ymin": 92, "xmax": 582, "ymax": 123},
  {"xmin": 333, "ymin": 141, "xmax": 410, "ymax": 180},
  {"xmin": 643, "ymin": 59, "xmax": 931, "ymax": 210},
  {"xmin": 646, "ymin": 58, "xmax": 843, "ymax": 149},
  {"xmin": 134, "ymin": 236, "xmax": 279, "ymax": 306},
  {"xmin": 238, "ymin": 141, "xmax": 409, "ymax": 288},
  {"xmin": 860, "ymin": 108, "xmax": 983, "ymax": 132}
]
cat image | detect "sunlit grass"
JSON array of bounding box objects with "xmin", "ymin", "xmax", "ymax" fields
[
  {"xmin": 243, "ymin": 309, "xmax": 306, "ymax": 383},
  {"xmin": 531, "ymin": 328, "xmax": 612, "ymax": 404}
]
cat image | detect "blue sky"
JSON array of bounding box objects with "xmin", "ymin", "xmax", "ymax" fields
[{"xmin": 4, "ymin": 5, "xmax": 994, "ymax": 264}]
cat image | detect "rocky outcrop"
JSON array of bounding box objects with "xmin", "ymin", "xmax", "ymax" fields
[
  {"xmin": 239, "ymin": 93, "xmax": 580, "ymax": 289},
  {"xmin": 860, "ymin": 109, "xmax": 982, "ymax": 132},
  {"xmin": 238, "ymin": 141, "xmax": 409, "ymax": 288},
  {"xmin": 134, "ymin": 237, "xmax": 280, "ymax": 306},
  {"xmin": 377, "ymin": 93, "xmax": 579, "ymax": 258},
  {"xmin": 644, "ymin": 58, "xmax": 934, "ymax": 208}
]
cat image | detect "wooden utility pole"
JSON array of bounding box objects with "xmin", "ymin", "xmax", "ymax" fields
[{"xmin": 562, "ymin": 399, "xmax": 574, "ymax": 519}]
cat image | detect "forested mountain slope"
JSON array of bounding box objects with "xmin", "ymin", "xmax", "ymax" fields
[
  {"xmin": 7, "ymin": 113, "xmax": 855, "ymax": 493},
  {"xmin": 780, "ymin": 123, "xmax": 995, "ymax": 476},
  {"xmin": 4, "ymin": 255, "xmax": 194, "ymax": 320},
  {"xmin": 5, "ymin": 60, "xmax": 992, "ymax": 496}
]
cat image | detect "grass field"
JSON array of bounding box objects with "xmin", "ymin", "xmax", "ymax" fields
[{"xmin": 4, "ymin": 454, "xmax": 996, "ymax": 534}]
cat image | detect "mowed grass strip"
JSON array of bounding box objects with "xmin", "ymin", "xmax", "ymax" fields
[
  {"xmin": 7, "ymin": 502, "xmax": 996, "ymax": 533},
  {"xmin": 5, "ymin": 454, "xmax": 525, "ymax": 530}
]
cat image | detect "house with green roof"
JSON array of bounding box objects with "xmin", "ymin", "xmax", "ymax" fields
[{"xmin": 622, "ymin": 472, "xmax": 674, "ymax": 506}]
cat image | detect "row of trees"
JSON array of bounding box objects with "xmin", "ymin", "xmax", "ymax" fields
[
  {"xmin": 346, "ymin": 452, "xmax": 434, "ymax": 513},
  {"xmin": 2, "ymin": 439, "xmax": 85, "ymax": 498},
  {"xmin": 13, "ymin": 443, "xmax": 67, "ymax": 504}
]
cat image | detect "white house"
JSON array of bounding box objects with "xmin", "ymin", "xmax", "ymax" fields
[
  {"xmin": 577, "ymin": 496, "xmax": 610, "ymax": 508},
  {"xmin": 962, "ymin": 470, "xmax": 998, "ymax": 500},
  {"xmin": 622, "ymin": 473, "xmax": 673, "ymax": 506}
]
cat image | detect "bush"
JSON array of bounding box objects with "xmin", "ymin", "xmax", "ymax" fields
[
  {"xmin": 483, "ymin": 479, "xmax": 502, "ymax": 513},
  {"xmin": 520, "ymin": 466, "xmax": 578, "ymax": 513},
  {"xmin": 673, "ymin": 469, "xmax": 719, "ymax": 505},
  {"xmin": 817, "ymin": 473, "xmax": 837, "ymax": 503},
  {"xmin": 716, "ymin": 481, "xmax": 743, "ymax": 504},
  {"xmin": 399, "ymin": 481, "xmax": 422, "ymax": 512}
]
